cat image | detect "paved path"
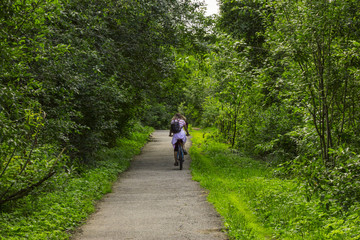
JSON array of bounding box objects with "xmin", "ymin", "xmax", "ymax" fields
[{"xmin": 72, "ymin": 130, "xmax": 227, "ymax": 240}]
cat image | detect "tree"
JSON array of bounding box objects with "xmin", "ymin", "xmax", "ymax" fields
[
  {"xmin": 267, "ymin": 0, "xmax": 360, "ymax": 167},
  {"xmin": 0, "ymin": 0, "xmax": 205, "ymax": 205}
]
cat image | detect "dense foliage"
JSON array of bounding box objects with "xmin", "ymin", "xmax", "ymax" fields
[
  {"xmin": 179, "ymin": 0, "xmax": 360, "ymax": 211},
  {"xmin": 191, "ymin": 128, "xmax": 360, "ymax": 239},
  {"xmin": 0, "ymin": 125, "xmax": 152, "ymax": 240},
  {"xmin": 0, "ymin": 0, "xmax": 204, "ymax": 206},
  {"xmin": 2, "ymin": 0, "xmax": 360, "ymax": 238}
]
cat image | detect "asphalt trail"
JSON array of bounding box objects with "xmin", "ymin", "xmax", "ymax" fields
[{"xmin": 72, "ymin": 130, "xmax": 227, "ymax": 240}]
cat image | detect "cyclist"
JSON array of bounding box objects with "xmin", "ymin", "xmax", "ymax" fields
[{"xmin": 169, "ymin": 113, "xmax": 190, "ymax": 166}]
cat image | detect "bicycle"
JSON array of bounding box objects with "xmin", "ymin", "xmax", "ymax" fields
[{"xmin": 175, "ymin": 140, "xmax": 185, "ymax": 170}]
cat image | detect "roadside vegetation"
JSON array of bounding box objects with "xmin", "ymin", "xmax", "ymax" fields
[
  {"xmin": 0, "ymin": 125, "xmax": 152, "ymax": 240},
  {"xmin": 2, "ymin": 0, "xmax": 360, "ymax": 239},
  {"xmin": 180, "ymin": 1, "xmax": 360, "ymax": 239},
  {"xmin": 191, "ymin": 129, "xmax": 360, "ymax": 240},
  {"xmin": 1, "ymin": 0, "xmax": 203, "ymax": 238},
  {"xmin": 1, "ymin": 0, "xmax": 204, "ymax": 208}
]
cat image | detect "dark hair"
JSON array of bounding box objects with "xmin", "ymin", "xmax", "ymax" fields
[
  {"xmin": 172, "ymin": 113, "xmax": 185, "ymax": 121},
  {"xmin": 175, "ymin": 113, "xmax": 182, "ymax": 118}
]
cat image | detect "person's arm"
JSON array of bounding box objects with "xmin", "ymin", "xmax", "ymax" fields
[
  {"xmin": 169, "ymin": 124, "xmax": 172, "ymax": 136},
  {"xmin": 184, "ymin": 121, "xmax": 190, "ymax": 136},
  {"xmin": 185, "ymin": 127, "xmax": 190, "ymax": 136}
]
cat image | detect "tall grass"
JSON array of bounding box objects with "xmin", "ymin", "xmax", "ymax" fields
[
  {"xmin": 0, "ymin": 126, "xmax": 153, "ymax": 240},
  {"xmin": 190, "ymin": 129, "xmax": 360, "ymax": 239}
]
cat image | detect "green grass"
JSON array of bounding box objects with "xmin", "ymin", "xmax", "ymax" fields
[
  {"xmin": 0, "ymin": 126, "xmax": 153, "ymax": 240},
  {"xmin": 190, "ymin": 129, "xmax": 360, "ymax": 240}
]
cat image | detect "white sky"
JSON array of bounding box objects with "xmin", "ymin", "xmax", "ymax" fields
[{"xmin": 203, "ymin": 0, "xmax": 219, "ymax": 16}]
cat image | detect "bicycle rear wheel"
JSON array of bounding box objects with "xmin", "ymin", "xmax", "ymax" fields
[{"xmin": 177, "ymin": 144, "xmax": 184, "ymax": 170}]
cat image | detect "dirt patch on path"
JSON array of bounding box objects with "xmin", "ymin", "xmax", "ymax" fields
[{"xmin": 72, "ymin": 130, "xmax": 227, "ymax": 240}]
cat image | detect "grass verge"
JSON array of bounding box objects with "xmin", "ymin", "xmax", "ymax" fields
[
  {"xmin": 0, "ymin": 126, "xmax": 153, "ymax": 240},
  {"xmin": 190, "ymin": 128, "xmax": 360, "ymax": 240}
]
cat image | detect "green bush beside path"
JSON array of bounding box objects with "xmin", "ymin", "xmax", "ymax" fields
[
  {"xmin": 190, "ymin": 129, "xmax": 360, "ymax": 240},
  {"xmin": 0, "ymin": 126, "xmax": 153, "ymax": 240}
]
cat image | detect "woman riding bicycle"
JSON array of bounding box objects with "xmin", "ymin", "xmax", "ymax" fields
[{"xmin": 169, "ymin": 113, "xmax": 190, "ymax": 166}]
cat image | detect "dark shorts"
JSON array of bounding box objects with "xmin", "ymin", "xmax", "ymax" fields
[{"xmin": 174, "ymin": 140, "xmax": 183, "ymax": 151}]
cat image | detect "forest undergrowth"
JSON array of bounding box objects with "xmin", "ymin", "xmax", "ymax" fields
[
  {"xmin": 190, "ymin": 129, "xmax": 360, "ymax": 240},
  {"xmin": 0, "ymin": 126, "xmax": 153, "ymax": 240}
]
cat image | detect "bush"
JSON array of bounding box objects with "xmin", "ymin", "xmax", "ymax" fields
[
  {"xmin": 191, "ymin": 128, "xmax": 360, "ymax": 239},
  {"xmin": 0, "ymin": 125, "xmax": 153, "ymax": 240}
]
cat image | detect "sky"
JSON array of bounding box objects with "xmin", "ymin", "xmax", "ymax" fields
[{"xmin": 203, "ymin": 0, "xmax": 219, "ymax": 16}]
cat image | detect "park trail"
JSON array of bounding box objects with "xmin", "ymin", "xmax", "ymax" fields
[{"xmin": 72, "ymin": 130, "xmax": 228, "ymax": 240}]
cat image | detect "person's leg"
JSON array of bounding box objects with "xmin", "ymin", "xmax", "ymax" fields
[
  {"xmin": 174, "ymin": 151, "xmax": 178, "ymax": 165},
  {"xmin": 181, "ymin": 142, "xmax": 187, "ymax": 155},
  {"xmin": 182, "ymin": 136, "xmax": 188, "ymax": 155}
]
